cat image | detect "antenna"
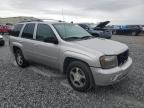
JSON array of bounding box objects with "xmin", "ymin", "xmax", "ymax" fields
[
  {"xmin": 62, "ymin": 8, "xmax": 67, "ymax": 37},
  {"xmin": 62, "ymin": 8, "xmax": 65, "ymax": 22}
]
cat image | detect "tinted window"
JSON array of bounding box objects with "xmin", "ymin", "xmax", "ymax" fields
[
  {"xmin": 11, "ymin": 24, "xmax": 23, "ymax": 37},
  {"xmin": 22, "ymin": 23, "xmax": 35, "ymax": 39},
  {"xmin": 36, "ymin": 24, "xmax": 55, "ymax": 42}
]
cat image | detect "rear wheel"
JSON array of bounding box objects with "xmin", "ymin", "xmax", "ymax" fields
[
  {"xmin": 131, "ymin": 32, "xmax": 137, "ymax": 36},
  {"xmin": 14, "ymin": 49, "xmax": 29, "ymax": 67},
  {"xmin": 0, "ymin": 42, "xmax": 4, "ymax": 46},
  {"xmin": 92, "ymin": 33, "xmax": 100, "ymax": 37},
  {"xmin": 66, "ymin": 61, "xmax": 94, "ymax": 92}
]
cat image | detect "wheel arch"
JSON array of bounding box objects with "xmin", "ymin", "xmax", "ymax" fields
[
  {"xmin": 61, "ymin": 51, "xmax": 98, "ymax": 73},
  {"xmin": 12, "ymin": 44, "xmax": 27, "ymax": 59},
  {"xmin": 63, "ymin": 57, "xmax": 90, "ymax": 74},
  {"xmin": 13, "ymin": 46, "xmax": 21, "ymax": 54}
]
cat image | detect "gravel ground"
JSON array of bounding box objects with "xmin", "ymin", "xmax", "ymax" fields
[{"xmin": 0, "ymin": 35, "xmax": 144, "ymax": 108}]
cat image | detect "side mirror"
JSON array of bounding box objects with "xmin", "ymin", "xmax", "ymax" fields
[{"xmin": 44, "ymin": 37, "xmax": 59, "ymax": 44}]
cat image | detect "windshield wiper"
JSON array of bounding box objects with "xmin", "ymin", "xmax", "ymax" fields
[
  {"xmin": 80, "ymin": 36, "xmax": 95, "ymax": 40},
  {"xmin": 64, "ymin": 36, "xmax": 95, "ymax": 41},
  {"xmin": 64, "ymin": 37, "xmax": 81, "ymax": 41}
]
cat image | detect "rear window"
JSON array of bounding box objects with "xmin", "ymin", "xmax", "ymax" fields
[
  {"xmin": 11, "ymin": 24, "xmax": 23, "ymax": 37},
  {"xmin": 21, "ymin": 23, "xmax": 35, "ymax": 39}
]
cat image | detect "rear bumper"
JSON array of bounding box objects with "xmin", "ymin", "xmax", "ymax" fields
[{"xmin": 91, "ymin": 57, "xmax": 132, "ymax": 86}]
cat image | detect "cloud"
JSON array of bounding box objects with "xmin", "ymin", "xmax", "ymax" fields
[
  {"xmin": 10, "ymin": 0, "xmax": 144, "ymax": 11},
  {"xmin": 0, "ymin": 0, "xmax": 144, "ymax": 24}
]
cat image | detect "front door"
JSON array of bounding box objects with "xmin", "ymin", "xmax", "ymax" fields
[{"xmin": 32, "ymin": 23, "xmax": 60, "ymax": 69}]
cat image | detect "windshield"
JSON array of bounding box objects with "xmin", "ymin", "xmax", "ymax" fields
[{"xmin": 53, "ymin": 23, "xmax": 92, "ymax": 40}]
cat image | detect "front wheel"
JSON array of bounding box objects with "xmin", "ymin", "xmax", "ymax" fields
[
  {"xmin": 66, "ymin": 61, "xmax": 94, "ymax": 92},
  {"xmin": 15, "ymin": 49, "xmax": 29, "ymax": 67}
]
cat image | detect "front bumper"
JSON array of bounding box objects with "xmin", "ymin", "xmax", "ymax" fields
[
  {"xmin": 91, "ymin": 57, "xmax": 132, "ymax": 86},
  {"xmin": 102, "ymin": 32, "xmax": 112, "ymax": 39}
]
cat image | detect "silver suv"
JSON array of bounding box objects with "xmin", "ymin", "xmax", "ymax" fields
[{"xmin": 9, "ymin": 21, "xmax": 132, "ymax": 92}]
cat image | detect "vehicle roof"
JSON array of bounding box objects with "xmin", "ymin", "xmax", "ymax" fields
[
  {"xmin": 78, "ymin": 23, "xmax": 94, "ymax": 25},
  {"xmin": 17, "ymin": 20, "xmax": 67, "ymax": 25}
]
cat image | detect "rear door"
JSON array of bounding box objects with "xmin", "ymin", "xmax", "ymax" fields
[
  {"xmin": 20, "ymin": 23, "xmax": 36, "ymax": 61},
  {"xmin": 9, "ymin": 24, "xmax": 24, "ymax": 52}
]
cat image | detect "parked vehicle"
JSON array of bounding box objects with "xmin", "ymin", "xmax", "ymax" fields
[
  {"xmin": 0, "ymin": 24, "xmax": 13, "ymax": 35},
  {"xmin": 142, "ymin": 25, "xmax": 144, "ymax": 33},
  {"xmin": 112, "ymin": 25, "xmax": 143, "ymax": 36},
  {"xmin": 78, "ymin": 21, "xmax": 112, "ymax": 39},
  {"xmin": 0, "ymin": 35, "xmax": 5, "ymax": 46},
  {"xmin": 9, "ymin": 21, "xmax": 132, "ymax": 92}
]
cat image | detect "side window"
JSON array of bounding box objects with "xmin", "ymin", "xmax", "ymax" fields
[
  {"xmin": 11, "ymin": 24, "xmax": 23, "ymax": 37},
  {"xmin": 22, "ymin": 23, "xmax": 35, "ymax": 39},
  {"xmin": 36, "ymin": 24, "xmax": 56, "ymax": 42}
]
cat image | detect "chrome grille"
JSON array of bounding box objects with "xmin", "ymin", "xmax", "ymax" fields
[{"xmin": 117, "ymin": 50, "xmax": 129, "ymax": 66}]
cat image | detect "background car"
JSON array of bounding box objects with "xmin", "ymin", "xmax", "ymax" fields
[
  {"xmin": 142, "ymin": 25, "xmax": 144, "ymax": 33},
  {"xmin": 78, "ymin": 21, "xmax": 112, "ymax": 39},
  {"xmin": 112, "ymin": 25, "xmax": 143, "ymax": 36},
  {"xmin": 0, "ymin": 35, "xmax": 5, "ymax": 46},
  {"xmin": 0, "ymin": 24, "xmax": 13, "ymax": 35}
]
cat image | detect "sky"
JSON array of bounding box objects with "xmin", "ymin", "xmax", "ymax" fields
[{"xmin": 0, "ymin": 0, "xmax": 144, "ymax": 24}]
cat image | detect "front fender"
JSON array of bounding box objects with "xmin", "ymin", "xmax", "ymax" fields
[{"xmin": 60, "ymin": 51, "xmax": 101, "ymax": 72}]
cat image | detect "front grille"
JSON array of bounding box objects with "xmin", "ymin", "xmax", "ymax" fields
[{"xmin": 117, "ymin": 50, "xmax": 129, "ymax": 66}]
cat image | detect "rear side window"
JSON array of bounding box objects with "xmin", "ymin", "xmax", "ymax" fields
[
  {"xmin": 22, "ymin": 23, "xmax": 35, "ymax": 39},
  {"xmin": 11, "ymin": 24, "xmax": 23, "ymax": 37}
]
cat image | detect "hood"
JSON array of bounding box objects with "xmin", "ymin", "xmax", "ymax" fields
[
  {"xmin": 96, "ymin": 21, "xmax": 110, "ymax": 28},
  {"xmin": 73, "ymin": 38, "xmax": 128, "ymax": 55}
]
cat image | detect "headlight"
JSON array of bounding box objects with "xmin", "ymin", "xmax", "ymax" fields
[{"xmin": 100, "ymin": 56, "xmax": 118, "ymax": 69}]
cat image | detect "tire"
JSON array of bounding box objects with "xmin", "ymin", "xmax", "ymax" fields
[
  {"xmin": 0, "ymin": 41, "xmax": 4, "ymax": 46},
  {"xmin": 91, "ymin": 33, "xmax": 99, "ymax": 37},
  {"xmin": 2, "ymin": 41, "xmax": 5, "ymax": 46},
  {"xmin": 136, "ymin": 32, "xmax": 139, "ymax": 36},
  {"xmin": 14, "ymin": 49, "xmax": 29, "ymax": 68},
  {"xmin": 131, "ymin": 32, "xmax": 137, "ymax": 36},
  {"xmin": 66, "ymin": 61, "xmax": 94, "ymax": 92},
  {"xmin": 112, "ymin": 31, "xmax": 117, "ymax": 35},
  {"xmin": 106, "ymin": 36, "xmax": 111, "ymax": 39}
]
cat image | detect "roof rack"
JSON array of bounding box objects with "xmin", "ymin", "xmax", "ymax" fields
[
  {"xmin": 18, "ymin": 19, "xmax": 43, "ymax": 23},
  {"xmin": 18, "ymin": 19, "xmax": 65, "ymax": 23},
  {"xmin": 42, "ymin": 19, "xmax": 65, "ymax": 22}
]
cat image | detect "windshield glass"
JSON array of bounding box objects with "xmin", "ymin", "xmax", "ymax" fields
[{"xmin": 53, "ymin": 23, "xmax": 92, "ymax": 40}]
